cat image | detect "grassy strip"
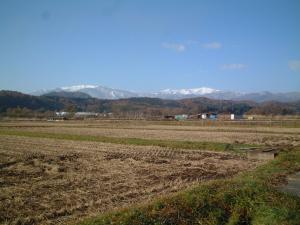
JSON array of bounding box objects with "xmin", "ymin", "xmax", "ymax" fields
[
  {"xmin": 78, "ymin": 147, "xmax": 300, "ymax": 225},
  {"xmin": 0, "ymin": 129, "xmax": 254, "ymax": 152}
]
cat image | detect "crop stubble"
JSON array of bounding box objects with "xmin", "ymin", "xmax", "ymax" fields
[{"xmin": 0, "ymin": 135, "xmax": 260, "ymax": 225}]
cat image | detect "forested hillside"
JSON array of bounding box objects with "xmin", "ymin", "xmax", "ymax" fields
[{"xmin": 1, "ymin": 90, "xmax": 299, "ymax": 117}]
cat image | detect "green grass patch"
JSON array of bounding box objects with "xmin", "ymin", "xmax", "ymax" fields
[
  {"xmin": 0, "ymin": 129, "xmax": 254, "ymax": 152},
  {"xmin": 78, "ymin": 147, "xmax": 300, "ymax": 225}
]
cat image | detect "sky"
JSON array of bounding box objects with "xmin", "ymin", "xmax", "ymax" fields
[{"xmin": 0, "ymin": 0, "xmax": 300, "ymax": 93}]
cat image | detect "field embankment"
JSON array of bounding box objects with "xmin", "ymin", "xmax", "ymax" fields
[{"xmin": 78, "ymin": 146, "xmax": 300, "ymax": 225}]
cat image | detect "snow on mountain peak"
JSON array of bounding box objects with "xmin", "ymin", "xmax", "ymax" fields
[
  {"xmin": 60, "ymin": 85, "xmax": 98, "ymax": 92},
  {"xmin": 160, "ymin": 87, "xmax": 219, "ymax": 95},
  {"xmin": 48, "ymin": 85, "xmax": 220, "ymax": 97},
  {"xmin": 33, "ymin": 84, "xmax": 222, "ymax": 100},
  {"xmin": 30, "ymin": 84, "xmax": 300, "ymax": 102}
]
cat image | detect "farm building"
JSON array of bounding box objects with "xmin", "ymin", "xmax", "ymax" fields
[
  {"xmin": 75, "ymin": 112, "xmax": 98, "ymax": 118},
  {"xmin": 230, "ymin": 114, "xmax": 244, "ymax": 120},
  {"xmin": 55, "ymin": 112, "xmax": 70, "ymax": 117},
  {"xmin": 164, "ymin": 115, "xmax": 175, "ymax": 120},
  {"xmin": 199, "ymin": 113, "xmax": 218, "ymax": 120},
  {"xmin": 199, "ymin": 113, "xmax": 208, "ymax": 119},
  {"xmin": 175, "ymin": 114, "xmax": 188, "ymax": 121},
  {"xmin": 209, "ymin": 113, "xmax": 218, "ymax": 120}
]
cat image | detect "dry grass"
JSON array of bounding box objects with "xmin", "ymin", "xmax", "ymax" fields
[
  {"xmin": 0, "ymin": 120, "xmax": 298, "ymax": 224},
  {"xmin": 1, "ymin": 121, "xmax": 299, "ymax": 146},
  {"xmin": 0, "ymin": 135, "xmax": 259, "ymax": 225},
  {"xmin": 79, "ymin": 147, "xmax": 300, "ymax": 225}
]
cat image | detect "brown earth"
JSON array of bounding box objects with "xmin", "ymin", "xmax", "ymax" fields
[
  {"xmin": 2, "ymin": 122, "xmax": 299, "ymax": 146},
  {"xmin": 0, "ymin": 135, "xmax": 259, "ymax": 225}
]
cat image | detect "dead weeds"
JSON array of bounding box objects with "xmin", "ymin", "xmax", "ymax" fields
[{"xmin": 0, "ymin": 135, "xmax": 259, "ymax": 225}]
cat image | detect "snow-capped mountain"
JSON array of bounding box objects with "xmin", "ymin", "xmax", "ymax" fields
[
  {"xmin": 33, "ymin": 85, "xmax": 222, "ymax": 100},
  {"xmin": 148, "ymin": 87, "xmax": 221, "ymax": 99},
  {"xmin": 159, "ymin": 87, "xmax": 219, "ymax": 95},
  {"xmin": 60, "ymin": 85, "xmax": 138, "ymax": 99},
  {"xmin": 33, "ymin": 85, "xmax": 138, "ymax": 99},
  {"xmin": 60, "ymin": 85, "xmax": 98, "ymax": 92},
  {"xmin": 31, "ymin": 84, "xmax": 300, "ymax": 102}
]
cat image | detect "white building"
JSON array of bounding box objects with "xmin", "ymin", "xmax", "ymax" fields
[
  {"xmin": 55, "ymin": 112, "xmax": 69, "ymax": 117},
  {"xmin": 75, "ymin": 112, "xmax": 98, "ymax": 117},
  {"xmin": 230, "ymin": 114, "xmax": 243, "ymax": 120},
  {"xmin": 230, "ymin": 114, "xmax": 235, "ymax": 120}
]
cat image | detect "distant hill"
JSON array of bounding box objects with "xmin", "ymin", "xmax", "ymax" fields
[
  {"xmin": 32, "ymin": 85, "xmax": 138, "ymax": 99},
  {"xmin": 31, "ymin": 84, "xmax": 300, "ymax": 102},
  {"xmin": 0, "ymin": 90, "xmax": 64, "ymax": 112},
  {"xmin": 1, "ymin": 90, "xmax": 300, "ymax": 116},
  {"xmin": 42, "ymin": 91, "xmax": 91, "ymax": 99},
  {"xmin": 232, "ymin": 91, "xmax": 300, "ymax": 103}
]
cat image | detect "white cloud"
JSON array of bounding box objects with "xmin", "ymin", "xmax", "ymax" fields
[
  {"xmin": 222, "ymin": 64, "xmax": 247, "ymax": 70},
  {"xmin": 162, "ymin": 42, "xmax": 186, "ymax": 52},
  {"xmin": 202, "ymin": 42, "xmax": 222, "ymax": 49},
  {"xmin": 288, "ymin": 60, "xmax": 300, "ymax": 71}
]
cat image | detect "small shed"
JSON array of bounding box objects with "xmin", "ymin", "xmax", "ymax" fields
[
  {"xmin": 230, "ymin": 114, "xmax": 235, "ymax": 120},
  {"xmin": 200, "ymin": 113, "xmax": 209, "ymax": 119},
  {"xmin": 230, "ymin": 114, "xmax": 243, "ymax": 120}
]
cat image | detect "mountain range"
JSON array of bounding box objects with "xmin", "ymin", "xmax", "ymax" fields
[
  {"xmin": 32, "ymin": 85, "xmax": 300, "ymax": 103},
  {"xmin": 2, "ymin": 90, "xmax": 300, "ymax": 116}
]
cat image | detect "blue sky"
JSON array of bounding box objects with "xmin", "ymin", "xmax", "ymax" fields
[{"xmin": 0, "ymin": 0, "xmax": 299, "ymax": 93}]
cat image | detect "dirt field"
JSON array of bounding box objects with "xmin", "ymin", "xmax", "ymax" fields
[
  {"xmin": 0, "ymin": 120, "xmax": 298, "ymax": 224},
  {"xmin": 0, "ymin": 135, "xmax": 259, "ymax": 224},
  {"xmin": 1, "ymin": 120, "xmax": 299, "ymax": 146}
]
